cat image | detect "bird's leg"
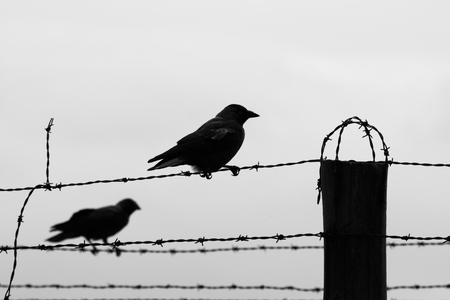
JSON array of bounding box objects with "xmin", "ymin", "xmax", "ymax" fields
[
  {"xmin": 224, "ymin": 165, "xmax": 240, "ymax": 176},
  {"xmin": 87, "ymin": 238, "xmax": 98, "ymax": 255}
]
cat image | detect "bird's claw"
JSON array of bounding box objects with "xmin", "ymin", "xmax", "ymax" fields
[
  {"xmin": 200, "ymin": 172, "xmax": 213, "ymax": 179},
  {"xmin": 91, "ymin": 247, "xmax": 99, "ymax": 255},
  {"xmin": 227, "ymin": 165, "xmax": 240, "ymax": 176}
]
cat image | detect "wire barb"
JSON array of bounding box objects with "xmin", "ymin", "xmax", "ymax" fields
[
  {"xmin": 249, "ymin": 161, "xmax": 260, "ymax": 172},
  {"xmin": 152, "ymin": 239, "xmax": 164, "ymax": 247},
  {"xmin": 195, "ymin": 237, "xmax": 206, "ymax": 246},
  {"xmin": 235, "ymin": 235, "xmax": 249, "ymax": 242},
  {"xmin": 275, "ymin": 233, "xmax": 286, "ymax": 243},
  {"xmin": 44, "ymin": 118, "xmax": 54, "ymax": 133}
]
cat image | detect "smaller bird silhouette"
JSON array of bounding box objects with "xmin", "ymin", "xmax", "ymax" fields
[
  {"xmin": 147, "ymin": 104, "xmax": 259, "ymax": 174},
  {"xmin": 46, "ymin": 198, "xmax": 140, "ymax": 245}
]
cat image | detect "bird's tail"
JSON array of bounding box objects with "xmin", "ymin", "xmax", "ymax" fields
[
  {"xmin": 46, "ymin": 232, "xmax": 78, "ymax": 243},
  {"xmin": 147, "ymin": 157, "xmax": 185, "ymax": 171}
]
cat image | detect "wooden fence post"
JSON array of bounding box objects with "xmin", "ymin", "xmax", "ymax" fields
[{"xmin": 321, "ymin": 160, "xmax": 388, "ymax": 300}]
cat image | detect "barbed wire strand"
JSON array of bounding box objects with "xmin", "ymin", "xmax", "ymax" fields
[
  {"xmin": 10, "ymin": 298, "xmax": 321, "ymax": 300},
  {"xmin": 1, "ymin": 283, "xmax": 449, "ymax": 292},
  {"xmin": 0, "ymin": 284, "xmax": 323, "ymax": 293},
  {"xmin": 45, "ymin": 118, "xmax": 54, "ymax": 188},
  {"xmin": 0, "ymin": 159, "xmax": 321, "ymax": 192},
  {"xmin": 2, "ymin": 232, "xmax": 450, "ymax": 255},
  {"xmin": 386, "ymin": 283, "xmax": 450, "ymax": 291},
  {"xmin": 389, "ymin": 161, "xmax": 450, "ymax": 167},
  {"xmin": 1, "ymin": 233, "xmax": 321, "ymax": 254},
  {"xmin": 2, "ymin": 244, "xmax": 323, "ymax": 254},
  {"xmin": 4, "ymin": 186, "xmax": 39, "ymax": 300},
  {"xmin": 1, "ymin": 241, "xmax": 447, "ymax": 256},
  {"xmin": 2, "ymin": 158, "xmax": 450, "ymax": 193},
  {"xmin": 4, "ymin": 119, "xmax": 55, "ymax": 300}
]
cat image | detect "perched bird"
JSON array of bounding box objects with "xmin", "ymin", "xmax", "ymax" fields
[
  {"xmin": 147, "ymin": 104, "xmax": 259, "ymax": 174},
  {"xmin": 47, "ymin": 198, "xmax": 140, "ymax": 244}
]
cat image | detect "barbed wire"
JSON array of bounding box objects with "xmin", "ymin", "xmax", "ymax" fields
[
  {"xmin": 1, "ymin": 244, "xmax": 323, "ymax": 255},
  {"xmin": 1, "ymin": 240, "xmax": 449, "ymax": 256},
  {"xmin": 4, "ymin": 119, "xmax": 55, "ymax": 300},
  {"xmin": 0, "ymin": 159, "xmax": 322, "ymax": 193},
  {"xmin": 387, "ymin": 283, "xmax": 450, "ymax": 291},
  {"xmin": 1, "ymin": 282, "xmax": 449, "ymax": 292},
  {"xmin": 386, "ymin": 241, "xmax": 450, "ymax": 248},
  {"xmin": 389, "ymin": 161, "xmax": 450, "ymax": 167},
  {"xmin": 44, "ymin": 118, "xmax": 54, "ymax": 187},
  {"xmin": 3, "ymin": 158, "xmax": 450, "ymax": 193},
  {"xmin": 321, "ymin": 116, "xmax": 391, "ymax": 163},
  {"xmin": 4, "ymin": 186, "xmax": 38, "ymax": 300},
  {"xmin": 0, "ymin": 233, "xmax": 322, "ymax": 254},
  {"xmin": 2, "ymin": 232, "xmax": 449, "ymax": 255},
  {"xmin": 317, "ymin": 116, "xmax": 391, "ymax": 204},
  {"xmin": 0, "ymin": 284, "xmax": 323, "ymax": 293},
  {"xmin": 10, "ymin": 298, "xmax": 322, "ymax": 300}
]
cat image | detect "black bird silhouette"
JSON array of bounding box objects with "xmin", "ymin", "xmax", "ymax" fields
[
  {"xmin": 47, "ymin": 198, "xmax": 140, "ymax": 244},
  {"xmin": 147, "ymin": 104, "xmax": 259, "ymax": 174}
]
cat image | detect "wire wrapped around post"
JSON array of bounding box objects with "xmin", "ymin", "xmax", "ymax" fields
[
  {"xmin": 317, "ymin": 116, "xmax": 390, "ymax": 204},
  {"xmin": 318, "ymin": 116, "xmax": 390, "ymax": 300}
]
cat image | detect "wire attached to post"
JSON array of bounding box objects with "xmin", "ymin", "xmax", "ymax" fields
[{"xmin": 317, "ymin": 116, "xmax": 391, "ymax": 204}]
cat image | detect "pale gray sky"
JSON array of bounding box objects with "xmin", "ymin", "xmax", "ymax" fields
[{"xmin": 1, "ymin": 1, "xmax": 450, "ymax": 299}]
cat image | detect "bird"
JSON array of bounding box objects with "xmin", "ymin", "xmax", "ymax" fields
[
  {"xmin": 46, "ymin": 198, "xmax": 140, "ymax": 245},
  {"xmin": 147, "ymin": 104, "xmax": 259, "ymax": 174}
]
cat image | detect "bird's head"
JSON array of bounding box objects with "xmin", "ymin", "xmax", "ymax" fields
[
  {"xmin": 217, "ymin": 104, "xmax": 259, "ymax": 125},
  {"xmin": 117, "ymin": 198, "xmax": 141, "ymax": 215}
]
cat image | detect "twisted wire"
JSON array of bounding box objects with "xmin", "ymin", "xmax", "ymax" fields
[
  {"xmin": 2, "ymin": 232, "xmax": 449, "ymax": 255},
  {"xmin": 0, "ymin": 284, "xmax": 323, "ymax": 293},
  {"xmin": 44, "ymin": 118, "xmax": 54, "ymax": 189},
  {"xmin": 4, "ymin": 186, "xmax": 39, "ymax": 300},
  {"xmin": 2, "ymin": 158, "xmax": 450, "ymax": 193},
  {"xmin": 11, "ymin": 298, "xmax": 321, "ymax": 300},
  {"xmin": 1, "ymin": 282, "xmax": 449, "ymax": 292},
  {"xmin": 5, "ymin": 118, "xmax": 55, "ymax": 300},
  {"xmin": 317, "ymin": 116, "xmax": 391, "ymax": 204},
  {"xmin": 0, "ymin": 159, "xmax": 321, "ymax": 192},
  {"xmin": 0, "ymin": 244, "xmax": 323, "ymax": 254},
  {"xmin": 1, "ymin": 241, "xmax": 446, "ymax": 255}
]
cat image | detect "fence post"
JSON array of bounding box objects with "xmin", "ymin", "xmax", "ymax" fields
[{"xmin": 321, "ymin": 160, "xmax": 388, "ymax": 300}]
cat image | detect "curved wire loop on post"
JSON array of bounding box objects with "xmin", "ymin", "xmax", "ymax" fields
[
  {"xmin": 320, "ymin": 116, "xmax": 390, "ymax": 162},
  {"xmin": 316, "ymin": 116, "xmax": 391, "ymax": 204}
]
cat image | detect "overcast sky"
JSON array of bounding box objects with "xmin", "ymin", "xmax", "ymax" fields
[{"xmin": 1, "ymin": 1, "xmax": 450, "ymax": 299}]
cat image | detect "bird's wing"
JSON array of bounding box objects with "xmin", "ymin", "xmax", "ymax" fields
[
  {"xmin": 177, "ymin": 118, "xmax": 240, "ymax": 148},
  {"xmin": 50, "ymin": 209, "xmax": 95, "ymax": 231},
  {"xmin": 86, "ymin": 206, "xmax": 129, "ymax": 236}
]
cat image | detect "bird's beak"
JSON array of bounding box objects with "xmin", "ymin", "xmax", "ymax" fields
[{"xmin": 247, "ymin": 110, "xmax": 259, "ymax": 118}]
